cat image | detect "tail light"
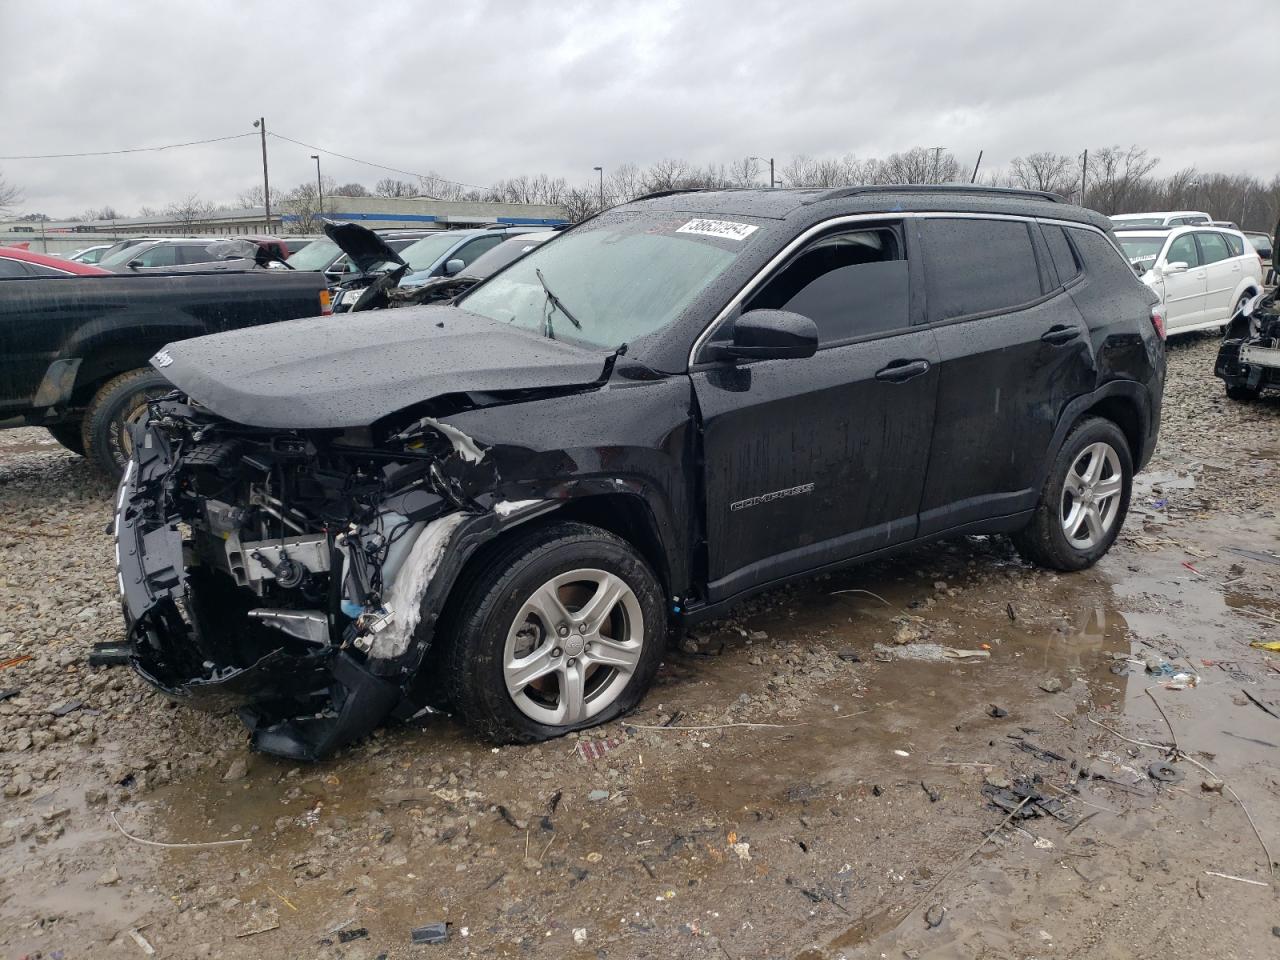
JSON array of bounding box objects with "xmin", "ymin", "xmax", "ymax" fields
[
  {"xmin": 1150, "ymin": 305, "xmax": 1165, "ymax": 340},
  {"xmin": 319, "ymin": 289, "xmax": 333, "ymax": 316}
]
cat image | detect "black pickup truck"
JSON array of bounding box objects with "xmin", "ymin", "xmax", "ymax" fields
[{"xmin": 0, "ymin": 270, "xmax": 330, "ymax": 474}]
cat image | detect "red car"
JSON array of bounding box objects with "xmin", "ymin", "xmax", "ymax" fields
[{"xmin": 0, "ymin": 246, "xmax": 111, "ymax": 278}]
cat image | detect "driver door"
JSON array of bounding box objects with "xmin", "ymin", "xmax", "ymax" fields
[{"xmin": 690, "ymin": 222, "xmax": 938, "ymax": 603}]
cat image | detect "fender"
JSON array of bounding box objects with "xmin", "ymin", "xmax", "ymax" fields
[
  {"xmin": 1039, "ymin": 380, "xmax": 1154, "ymax": 482},
  {"xmin": 1229, "ymin": 275, "xmax": 1261, "ymax": 310}
]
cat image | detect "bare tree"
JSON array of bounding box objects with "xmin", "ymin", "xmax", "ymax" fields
[
  {"xmin": 727, "ymin": 157, "xmax": 762, "ymax": 188},
  {"xmin": 1008, "ymin": 152, "xmax": 1076, "ymax": 197},
  {"xmin": 329, "ymin": 182, "xmax": 370, "ymax": 198},
  {"xmin": 138, "ymin": 205, "xmax": 160, "ymax": 217},
  {"xmin": 375, "ymin": 178, "xmax": 418, "ymax": 198},
  {"xmin": 164, "ymin": 194, "xmax": 217, "ymax": 226},
  {"xmin": 236, "ymin": 184, "xmax": 283, "ymax": 209},
  {"xmin": 79, "ymin": 205, "xmax": 124, "ymax": 222},
  {"xmin": 0, "ymin": 171, "xmax": 22, "ymax": 215},
  {"xmin": 870, "ymin": 147, "xmax": 961, "ymax": 185},
  {"xmin": 1085, "ymin": 145, "xmax": 1159, "ymax": 214}
]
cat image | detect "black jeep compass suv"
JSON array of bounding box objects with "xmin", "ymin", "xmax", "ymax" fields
[{"xmin": 116, "ymin": 185, "xmax": 1165, "ymax": 759}]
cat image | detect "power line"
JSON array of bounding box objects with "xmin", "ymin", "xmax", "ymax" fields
[
  {"xmin": 268, "ymin": 132, "xmax": 490, "ymax": 193},
  {"xmin": 0, "ymin": 132, "xmax": 257, "ymax": 160}
]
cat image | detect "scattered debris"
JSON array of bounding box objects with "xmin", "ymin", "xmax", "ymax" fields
[
  {"xmin": 49, "ymin": 698, "xmax": 84, "ymax": 716},
  {"xmin": 920, "ymin": 781, "xmax": 940, "ymax": 803},
  {"xmin": 577, "ymin": 737, "xmax": 624, "ymax": 761},
  {"xmin": 1241, "ymin": 689, "xmax": 1280, "ymax": 719},
  {"xmin": 1201, "ymin": 777, "xmax": 1225, "ymax": 793},
  {"xmin": 873, "ymin": 643, "xmax": 989, "ymax": 662},
  {"xmin": 0, "ymin": 655, "xmax": 32, "ymax": 671},
  {"xmin": 587, "ymin": 789, "xmax": 609, "ymax": 802},
  {"xmin": 988, "ymin": 704, "xmax": 1008, "ymax": 718},
  {"xmin": 96, "ymin": 866, "xmax": 120, "ymax": 886},
  {"xmin": 982, "ymin": 778, "xmax": 1072, "ymax": 823},
  {"xmin": 236, "ymin": 910, "xmax": 280, "ymax": 938},
  {"xmin": 1006, "ymin": 602, "xmax": 1017, "ymax": 622},
  {"xmin": 88, "ymin": 641, "xmax": 132, "ymax": 667},
  {"xmin": 1249, "ymin": 641, "xmax": 1280, "ymax": 653},
  {"xmin": 573, "ymin": 928, "xmax": 588, "ymax": 945},
  {"xmin": 837, "ymin": 649, "xmax": 861, "ymax": 663},
  {"xmin": 110, "ymin": 811, "xmax": 251, "ymax": 849},
  {"xmin": 127, "ymin": 928, "xmax": 156, "ymax": 956},
  {"xmin": 1203, "ymin": 871, "xmax": 1269, "ymax": 887},
  {"xmin": 893, "ymin": 749, "xmax": 910, "ymax": 757},
  {"xmin": 1013, "ymin": 740, "xmax": 1067, "ymax": 763},
  {"xmin": 338, "ymin": 928, "xmax": 369, "ymax": 944},
  {"xmin": 222, "ymin": 758, "xmax": 249, "ymax": 782},
  {"xmin": 0, "ymin": 687, "xmax": 19, "ymax": 703},
  {"xmin": 1224, "ymin": 546, "xmax": 1280, "ymax": 566},
  {"xmin": 411, "ymin": 922, "xmax": 450, "ymax": 945},
  {"xmin": 1038, "ymin": 678, "xmax": 1063, "ymax": 694},
  {"xmin": 924, "ymin": 903, "xmax": 945, "ymax": 929},
  {"xmin": 1147, "ymin": 761, "xmax": 1184, "ymax": 784}
]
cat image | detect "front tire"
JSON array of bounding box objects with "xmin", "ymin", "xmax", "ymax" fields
[
  {"xmin": 441, "ymin": 521, "xmax": 666, "ymax": 744},
  {"xmin": 1012, "ymin": 417, "xmax": 1132, "ymax": 572},
  {"xmin": 81, "ymin": 369, "xmax": 172, "ymax": 478}
]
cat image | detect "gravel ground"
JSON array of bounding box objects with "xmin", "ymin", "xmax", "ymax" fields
[{"xmin": 2, "ymin": 333, "xmax": 1279, "ymax": 959}]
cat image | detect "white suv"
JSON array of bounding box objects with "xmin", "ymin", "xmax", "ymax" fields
[
  {"xmin": 1115, "ymin": 226, "xmax": 1263, "ymax": 334},
  {"xmin": 1111, "ymin": 210, "xmax": 1212, "ymax": 228}
]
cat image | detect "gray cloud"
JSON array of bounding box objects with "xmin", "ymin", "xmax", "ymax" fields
[{"xmin": 2, "ymin": 0, "xmax": 1276, "ymax": 216}]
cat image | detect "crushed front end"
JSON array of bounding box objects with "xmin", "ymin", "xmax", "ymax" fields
[{"xmin": 114, "ymin": 397, "xmax": 490, "ymax": 760}]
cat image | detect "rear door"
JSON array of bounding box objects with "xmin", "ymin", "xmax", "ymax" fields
[
  {"xmin": 916, "ymin": 216, "xmax": 1097, "ymax": 535},
  {"xmin": 1160, "ymin": 232, "xmax": 1206, "ymax": 330},
  {"xmin": 691, "ymin": 220, "xmax": 938, "ymax": 601},
  {"xmin": 1195, "ymin": 230, "xmax": 1237, "ymax": 324}
]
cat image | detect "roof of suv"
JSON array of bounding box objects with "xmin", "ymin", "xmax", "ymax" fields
[{"xmin": 624, "ymin": 185, "xmax": 1110, "ymax": 229}]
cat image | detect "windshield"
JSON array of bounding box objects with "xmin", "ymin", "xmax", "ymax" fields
[
  {"xmin": 1247, "ymin": 234, "xmax": 1272, "ymax": 254},
  {"xmin": 1111, "ymin": 217, "xmax": 1164, "ymax": 228},
  {"xmin": 1117, "ymin": 236, "xmax": 1166, "ymax": 270},
  {"xmin": 459, "ymin": 213, "xmax": 752, "ymax": 348},
  {"xmin": 286, "ymin": 239, "xmax": 341, "ymax": 271},
  {"xmin": 399, "ymin": 233, "xmax": 468, "ymax": 273}
]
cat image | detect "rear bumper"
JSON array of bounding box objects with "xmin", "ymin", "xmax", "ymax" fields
[
  {"xmin": 1216, "ymin": 339, "xmax": 1280, "ymax": 391},
  {"xmin": 114, "ymin": 423, "xmax": 400, "ymax": 760}
]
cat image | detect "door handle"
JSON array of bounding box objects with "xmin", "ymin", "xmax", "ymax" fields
[
  {"xmin": 875, "ymin": 358, "xmax": 931, "ymax": 382},
  {"xmin": 1040, "ymin": 325, "xmax": 1081, "ymax": 345}
]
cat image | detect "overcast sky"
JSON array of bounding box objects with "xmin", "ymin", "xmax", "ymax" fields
[{"xmin": 2, "ymin": 0, "xmax": 1277, "ymax": 217}]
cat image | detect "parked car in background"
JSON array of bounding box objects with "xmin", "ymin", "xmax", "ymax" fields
[
  {"xmin": 282, "ymin": 237, "xmax": 318, "ymax": 257},
  {"xmin": 0, "ymin": 268, "xmax": 330, "ymax": 473},
  {"xmin": 1244, "ymin": 230, "xmax": 1274, "ymax": 284},
  {"xmin": 97, "ymin": 237, "xmax": 214, "ymax": 271},
  {"xmin": 1, "ymin": 246, "xmax": 112, "ymax": 277},
  {"xmin": 1111, "ymin": 210, "xmax": 1212, "ymax": 228},
  {"xmin": 67, "ymin": 244, "xmax": 112, "ymax": 264},
  {"xmin": 331, "ymin": 228, "xmax": 558, "ymax": 312},
  {"xmin": 1217, "ymin": 290, "xmax": 1279, "ymax": 400},
  {"xmin": 396, "ymin": 225, "xmax": 549, "ymax": 287},
  {"xmin": 284, "ymin": 229, "xmax": 439, "ymax": 283},
  {"xmin": 114, "ymin": 185, "xmax": 1164, "ymax": 760},
  {"xmin": 1115, "ymin": 225, "xmax": 1263, "ymax": 334}
]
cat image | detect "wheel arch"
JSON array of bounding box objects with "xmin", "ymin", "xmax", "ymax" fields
[{"xmin": 1042, "ymin": 382, "xmax": 1152, "ymax": 483}]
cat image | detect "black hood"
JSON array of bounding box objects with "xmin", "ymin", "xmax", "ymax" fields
[
  {"xmin": 151, "ymin": 306, "xmax": 609, "ymax": 429},
  {"xmin": 323, "ymin": 221, "xmax": 406, "ymax": 273}
]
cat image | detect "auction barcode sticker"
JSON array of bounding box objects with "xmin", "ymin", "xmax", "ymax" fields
[{"xmin": 676, "ymin": 218, "xmax": 759, "ymax": 241}]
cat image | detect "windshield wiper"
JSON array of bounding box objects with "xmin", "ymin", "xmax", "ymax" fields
[{"xmin": 535, "ymin": 268, "xmax": 582, "ymax": 339}]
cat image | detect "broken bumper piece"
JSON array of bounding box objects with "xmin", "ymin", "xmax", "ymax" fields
[{"xmin": 115, "ymin": 425, "xmax": 400, "ymax": 761}]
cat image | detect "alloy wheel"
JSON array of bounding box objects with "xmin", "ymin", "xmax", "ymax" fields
[
  {"xmin": 503, "ymin": 568, "xmax": 644, "ymax": 726},
  {"xmin": 1059, "ymin": 441, "xmax": 1123, "ymax": 550}
]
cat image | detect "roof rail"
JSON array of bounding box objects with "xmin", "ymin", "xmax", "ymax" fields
[
  {"xmin": 807, "ymin": 184, "xmax": 1066, "ymax": 205},
  {"xmin": 631, "ymin": 187, "xmax": 709, "ymax": 202}
]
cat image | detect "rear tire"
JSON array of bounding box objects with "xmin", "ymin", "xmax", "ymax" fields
[
  {"xmin": 45, "ymin": 421, "xmax": 85, "ymax": 457},
  {"xmin": 1226, "ymin": 384, "xmax": 1261, "ymax": 402},
  {"xmin": 439, "ymin": 521, "xmax": 666, "ymax": 744},
  {"xmin": 1012, "ymin": 417, "xmax": 1132, "ymax": 572},
  {"xmin": 81, "ymin": 369, "xmax": 172, "ymax": 478}
]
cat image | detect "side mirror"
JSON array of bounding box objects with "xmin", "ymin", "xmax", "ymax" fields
[
  {"xmin": 443, "ymin": 258, "xmax": 465, "ymax": 276},
  {"xmin": 720, "ymin": 309, "xmax": 818, "ymax": 361},
  {"xmin": 1162, "ymin": 261, "xmax": 1189, "ymax": 275},
  {"xmin": 127, "ymin": 259, "xmax": 143, "ymax": 270}
]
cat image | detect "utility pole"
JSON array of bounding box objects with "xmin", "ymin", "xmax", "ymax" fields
[
  {"xmin": 1080, "ymin": 149, "xmax": 1088, "ymax": 207},
  {"xmin": 749, "ymin": 156, "xmax": 775, "ymax": 189},
  {"xmin": 253, "ymin": 118, "xmax": 272, "ymax": 234},
  {"xmin": 970, "ymin": 150, "xmax": 984, "ymax": 184},
  {"xmin": 593, "ymin": 166, "xmax": 604, "ymax": 211},
  {"xmin": 927, "ymin": 146, "xmax": 946, "ymax": 184},
  {"xmin": 311, "ymin": 155, "xmax": 323, "ymax": 218}
]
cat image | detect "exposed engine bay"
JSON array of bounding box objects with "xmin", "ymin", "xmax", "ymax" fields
[
  {"xmin": 116, "ymin": 394, "xmax": 553, "ymax": 760},
  {"xmin": 1216, "ymin": 288, "xmax": 1280, "ymax": 398}
]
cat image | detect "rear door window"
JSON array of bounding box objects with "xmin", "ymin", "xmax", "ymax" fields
[
  {"xmin": 1041, "ymin": 225, "xmax": 1081, "ymax": 285},
  {"xmin": 1165, "ymin": 234, "xmax": 1200, "ymax": 267},
  {"xmin": 1222, "ymin": 233, "xmax": 1245, "ymax": 258},
  {"xmin": 1195, "ymin": 231, "xmax": 1229, "ymax": 265},
  {"xmin": 0, "ymin": 258, "xmax": 31, "ymax": 277},
  {"xmin": 177, "ymin": 243, "xmax": 217, "ymax": 265},
  {"xmin": 453, "ymin": 235, "xmax": 504, "ymax": 269},
  {"xmin": 1068, "ymin": 228, "xmax": 1151, "ymax": 287},
  {"xmin": 919, "ymin": 218, "xmax": 1042, "ymax": 322},
  {"xmin": 746, "ymin": 226, "xmax": 909, "ymax": 345},
  {"xmin": 134, "ymin": 244, "xmax": 179, "ymax": 268}
]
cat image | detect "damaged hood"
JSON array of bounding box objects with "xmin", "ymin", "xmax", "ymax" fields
[
  {"xmin": 323, "ymin": 221, "xmax": 405, "ymax": 273},
  {"xmin": 151, "ymin": 305, "xmax": 609, "ymax": 428}
]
